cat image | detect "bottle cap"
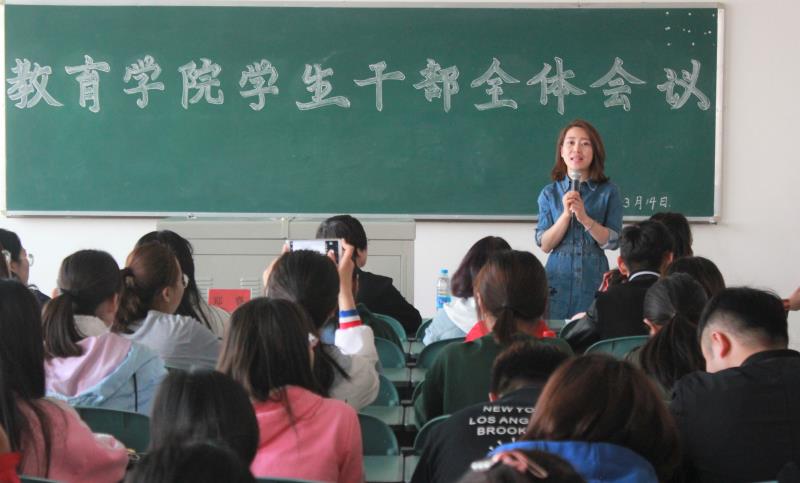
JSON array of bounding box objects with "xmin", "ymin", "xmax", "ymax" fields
[{"xmin": 440, "ymin": 268, "xmax": 448, "ymax": 274}]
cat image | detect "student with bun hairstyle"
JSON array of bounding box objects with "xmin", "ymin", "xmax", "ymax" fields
[
  {"xmin": 416, "ymin": 250, "xmax": 561, "ymax": 425},
  {"xmin": 218, "ymin": 298, "xmax": 363, "ymax": 482},
  {"xmin": 0, "ymin": 279, "xmax": 129, "ymax": 482},
  {"xmin": 649, "ymin": 212, "xmax": 693, "ymax": 260},
  {"xmin": 491, "ymin": 354, "xmax": 680, "ymax": 483},
  {"xmin": 136, "ymin": 230, "xmax": 230, "ymax": 338},
  {"xmin": 561, "ymin": 220, "xmax": 674, "ymax": 354},
  {"xmin": 423, "ymin": 236, "xmax": 511, "ymax": 345},
  {"xmin": 147, "ymin": 370, "xmax": 258, "ymax": 466},
  {"xmin": 634, "ymin": 273, "xmax": 708, "ymax": 393},
  {"xmin": 42, "ymin": 250, "xmax": 166, "ymax": 415},
  {"xmin": 113, "ymin": 242, "xmax": 220, "ymax": 371},
  {"xmin": 265, "ymin": 243, "xmax": 379, "ymax": 410}
]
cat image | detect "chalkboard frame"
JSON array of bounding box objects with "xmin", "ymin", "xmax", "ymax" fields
[{"xmin": 2, "ymin": 1, "xmax": 725, "ymax": 222}]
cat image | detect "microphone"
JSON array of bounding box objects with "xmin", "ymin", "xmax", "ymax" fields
[
  {"xmin": 568, "ymin": 171, "xmax": 581, "ymax": 220},
  {"xmin": 568, "ymin": 171, "xmax": 581, "ymax": 192}
]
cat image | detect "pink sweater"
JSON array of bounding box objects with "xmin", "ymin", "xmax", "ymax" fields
[
  {"xmin": 18, "ymin": 399, "xmax": 128, "ymax": 483},
  {"xmin": 250, "ymin": 386, "xmax": 364, "ymax": 483}
]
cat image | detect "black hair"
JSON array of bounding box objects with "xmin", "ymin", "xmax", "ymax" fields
[
  {"xmin": 490, "ymin": 340, "xmax": 571, "ymax": 396},
  {"xmin": 265, "ymin": 250, "xmax": 349, "ymax": 394},
  {"xmin": 698, "ymin": 287, "xmax": 789, "ymax": 348},
  {"xmin": 639, "ymin": 274, "xmax": 708, "ymax": 390},
  {"xmin": 149, "ymin": 370, "xmax": 259, "ymax": 465},
  {"xmin": 42, "ymin": 250, "xmax": 121, "ymax": 358},
  {"xmin": 218, "ymin": 297, "xmax": 324, "ymax": 433},
  {"xmin": 0, "ymin": 229, "xmax": 23, "ymax": 262},
  {"xmin": 474, "ymin": 251, "xmax": 549, "ymax": 346},
  {"xmin": 136, "ymin": 231, "xmax": 214, "ymax": 332},
  {"xmin": 666, "ymin": 256, "xmax": 726, "ymax": 298},
  {"xmin": 0, "ymin": 280, "xmax": 53, "ymax": 475},
  {"xmin": 125, "ymin": 441, "xmax": 255, "ymax": 483},
  {"xmin": 458, "ymin": 449, "xmax": 585, "ymax": 483},
  {"xmin": 619, "ymin": 220, "xmax": 674, "ymax": 273},
  {"xmin": 316, "ymin": 215, "xmax": 368, "ymax": 251},
  {"xmin": 649, "ymin": 212, "xmax": 693, "ymax": 259},
  {"xmin": 451, "ymin": 237, "xmax": 512, "ymax": 299}
]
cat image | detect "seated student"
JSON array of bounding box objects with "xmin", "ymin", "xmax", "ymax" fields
[
  {"xmin": 0, "ymin": 228, "xmax": 49, "ymax": 305},
  {"xmin": 424, "ymin": 236, "xmax": 511, "ymax": 345},
  {"xmin": 561, "ymin": 220, "xmax": 673, "ymax": 354},
  {"xmin": 412, "ymin": 340, "xmax": 571, "ymax": 483},
  {"xmin": 148, "ymin": 370, "xmax": 258, "ymax": 467},
  {"xmin": 632, "ymin": 273, "xmax": 707, "ymax": 394},
  {"xmin": 650, "ymin": 211, "xmax": 693, "ymax": 259},
  {"xmin": 671, "ymin": 287, "xmax": 800, "ymax": 483},
  {"xmin": 217, "ymin": 298, "xmax": 363, "ymax": 483},
  {"xmin": 136, "ymin": 230, "xmax": 230, "ymax": 338},
  {"xmin": 42, "ymin": 250, "xmax": 166, "ymax": 415},
  {"xmin": 113, "ymin": 242, "xmax": 220, "ymax": 371},
  {"xmin": 491, "ymin": 354, "xmax": 680, "ymax": 483},
  {"xmin": 459, "ymin": 450, "xmax": 585, "ymax": 483},
  {"xmin": 0, "ymin": 279, "xmax": 129, "ymax": 482},
  {"xmin": 316, "ymin": 214, "xmax": 422, "ymax": 333},
  {"xmin": 666, "ymin": 255, "xmax": 726, "ymax": 298},
  {"xmin": 596, "ymin": 212, "xmax": 691, "ymax": 293},
  {"xmin": 416, "ymin": 250, "xmax": 556, "ymax": 426},
  {"xmin": 265, "ymin": 244, "xmax": 379, "ymax": 410},
  {"xmin": 125, "ymin": 441, "xmax": 255, "ymax": 483}
]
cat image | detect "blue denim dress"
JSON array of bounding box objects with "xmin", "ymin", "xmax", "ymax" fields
[{"xmin": 535, "ymin": 178, "xmax": 623, "ymax": 320}]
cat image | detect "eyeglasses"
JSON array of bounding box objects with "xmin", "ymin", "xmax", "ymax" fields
[
  {"xmin": 308, "ymin": 333, "xmax": 319, "ymax": 348},
  {"xmin": 1, "ymin": 250, "xmax": 33, "ymax": 267}
]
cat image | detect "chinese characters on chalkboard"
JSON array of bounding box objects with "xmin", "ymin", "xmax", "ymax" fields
[{"xmin": 7, "ymin": 55, "xmax": 712, "ymax": 114}]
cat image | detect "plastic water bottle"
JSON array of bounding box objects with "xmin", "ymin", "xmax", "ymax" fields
[{"xmin": 435, "ymin": 269, "xmax": 451, "ymax": 310}]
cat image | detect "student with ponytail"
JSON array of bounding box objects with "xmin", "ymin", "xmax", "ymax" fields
[
  {"xmin": 634, "ymin": 273, "xmax": 708, "ymax": 393},
  {"xmin": 416, "ymin": 250, "xmax": 566, "ymax": 425},
  {"xmin": 42, "ymin": 250, "xmax": 166, "ymax": 415},
  {"xmin": 265, "ymin": 242, "xmax": 379, "ymax": 410},
  {"xmin": 0, "ymin": 279, "xmax": 128, "ymax": 482},
  {"xmin": 113, "ymin": 242, "xmax": 220, "ymax": 371}
]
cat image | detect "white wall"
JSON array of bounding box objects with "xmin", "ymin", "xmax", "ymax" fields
[{"xmin": 2, "ymin": 0, "xmax": 799, "ymax": 342}]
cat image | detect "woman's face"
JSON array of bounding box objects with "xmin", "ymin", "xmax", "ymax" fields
[
  {"xmin": 560, "ymin": 127, "xmax": 594, "ymax": 175},
  {"xmin": 10, "ymin": 248, "xmax": 31, "ymax": 285},
  {"xmin": 165, "ymin": 269, "xmax": 187, "ymax": 315}
]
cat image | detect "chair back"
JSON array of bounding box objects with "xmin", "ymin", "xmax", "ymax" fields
[
  {"xmin": 370, "ymin": 374, "xmax": 400, "ymax": 406},
  {"xmin": 415, "ymin": 318, "xmax": 433, "ymax": 340},
  {"xmin": 74, "ymin": 406, "xmax": 150, "ymax": 453},
  {"xmin": 373, "ymin": 313, "xmax": 408, "ymax": 343},
  {"xmin": 413, "ymin": 414, "xmax": 450, "ymax": 454},
  {"xmin": 375, "ymin": 337, "xmax": 407, "ymax": 368},
  {"xmin": 585, "ymin": 335, "xmax": 649, "ymax": 358},
  {"xmin": 358, "ymin": 413, "xmax": 400, "ymax": 456},
  {"xmin": 416, "ymin": 338, "xmax": 463, "ymax": 369}
]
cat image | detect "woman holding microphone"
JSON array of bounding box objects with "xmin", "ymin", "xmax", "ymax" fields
[{"xmin": 536, "ymin": 120, "xmax": 623, "ymax": 320}]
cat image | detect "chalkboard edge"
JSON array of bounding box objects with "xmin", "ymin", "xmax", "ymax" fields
[
  {"xmin": 3, "ymin": 210, "xmax": 720, "ymax": 224},
  {"xmin": 4, "ymin": 0, "xmax": 724, "ymax": 8}
]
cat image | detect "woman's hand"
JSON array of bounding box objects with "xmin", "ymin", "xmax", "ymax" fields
[
  {"xmin": 328, "ymin": 240, "xmax": 356, "ymax": 294},
  {"xmin": 563, "ymin": 190, "xmax": 590, "ymax": 224},
  {"xmin": 262, "ymin": 243, "xmax": 290, "ymax": 293}
]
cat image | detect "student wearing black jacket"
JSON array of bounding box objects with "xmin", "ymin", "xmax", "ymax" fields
[
  {"xmin": 560, "ymin": 220, "xmax": 673, "ymax": 354},
  {"xmin": 671, "ymin": 287, "xmax": 800, "ymax": 483},
  {"xmin": 411, "ymin": 340, "xmax": 570, "ymax": 483},
  {"xmin": 316, "ymin": 215, "xmax": 422, "ymax": 333}
]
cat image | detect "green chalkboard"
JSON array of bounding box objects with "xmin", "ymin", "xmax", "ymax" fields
[{"xmin": 4, "ymin": 5, "xmax": 721, "ymax": 218}]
